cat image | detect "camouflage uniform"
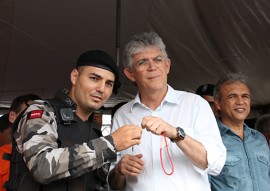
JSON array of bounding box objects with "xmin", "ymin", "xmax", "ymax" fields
[{"xmin": 14, "ymin": 98, "xmax": 116, "ymax": 186}]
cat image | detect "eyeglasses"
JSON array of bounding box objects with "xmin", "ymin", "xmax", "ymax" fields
[{"xmin": 134, "ymin": 56, "xmax": 165, "ymax": 69}]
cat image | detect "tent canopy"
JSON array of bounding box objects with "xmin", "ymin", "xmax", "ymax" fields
[{"xmin": 1, "ymin": 0, "xmax": 270, "ymax": 115}]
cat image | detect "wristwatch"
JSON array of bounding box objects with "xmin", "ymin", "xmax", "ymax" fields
[{"xmin": 170, "ymin": 127, "xmax": 186, "ymax": 142}]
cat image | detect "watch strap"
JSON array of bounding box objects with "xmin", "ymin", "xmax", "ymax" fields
[{"xmin": 170, "ymin": 127, "xmax": 185, "ymax": 142}]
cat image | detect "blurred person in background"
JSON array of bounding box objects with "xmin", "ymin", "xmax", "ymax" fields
[
  {"xmin": 196, "ymin": 84, "xmax": 219, "ymax": 118},
  {"xmin": 1, "ymin": 93, "xmax": 40, "ymax": 191},
  {"xmin": 255, "ymin": 113, "xmax": 270, "ymax": 147},
  {"xmin": 0, "ymin": 114, "xmax": 12, "ymax": 191}
]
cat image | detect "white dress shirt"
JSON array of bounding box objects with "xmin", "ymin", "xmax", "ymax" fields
[{"xmin": 111, "ymin": 85, "xmax": 226, "ymax": 191}]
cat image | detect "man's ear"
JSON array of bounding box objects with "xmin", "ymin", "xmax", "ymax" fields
[
  {"xmin": 124, "ymin": 68, "xmax": 136, "ymax": 82},
  {"xmin": 70, "ymin": 69, "xmax": 79, "ymax": 85},
  {"xmin": 214, "ymin": 99, "xmax": 221, "ymax": 111},
  {"xmin": 165, "ymin": 58, "xmax": 171, "ymax": 74}
]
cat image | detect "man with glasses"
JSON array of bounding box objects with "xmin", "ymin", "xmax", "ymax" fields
[{"xmin": 108, "ymin": 32, "xmax": 226, "ymax": 191}]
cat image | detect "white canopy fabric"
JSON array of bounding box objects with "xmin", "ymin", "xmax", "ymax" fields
[{"xmin": 1, "ymin": 0, "xmax": 270, "ymax": 115}]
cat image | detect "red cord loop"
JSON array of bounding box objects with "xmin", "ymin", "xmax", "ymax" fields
[{"xmin": 160, "ymin": 133, "xmax": 174, "ymax": 175}]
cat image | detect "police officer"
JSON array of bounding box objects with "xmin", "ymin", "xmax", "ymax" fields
[{"xmin": 12, "ymin": 50, "xmax": 142, "ymax": 191}]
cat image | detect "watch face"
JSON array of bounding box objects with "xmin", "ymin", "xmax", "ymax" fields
[
  {"xmin": 179, "ymin": 127, "xmax": 185, "ymax": 140},
  {"xmin": 171, "ymin": 127, "xmax": 185, "ymax": 142}
]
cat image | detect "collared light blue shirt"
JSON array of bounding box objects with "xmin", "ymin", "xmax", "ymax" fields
[
  {"xmin": 210, "ymin": 120, "xmax": 270, "ymax": 191},
  {"xmin": 111, "ymin": 85, "xmax": 226, "ymax": 191}
]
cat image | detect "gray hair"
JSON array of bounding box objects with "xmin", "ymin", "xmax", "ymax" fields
[
  {"xmin": 122, "ymin": 31, "xmax": 168, "ymax": 68},
  {"xmin": 213, "ymin": 72, "xmax": 250, "ymax": 101}
]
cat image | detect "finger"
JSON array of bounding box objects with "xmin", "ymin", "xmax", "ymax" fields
[
  {"xmin": 126, "ymin": 165, "xmax": 143, "ymax": 175},
  {"xmin": 141, "ymin": 118, "xmax": 147, "ymax": 128},
  {"xmin": 132, "ymin": 139, "xmax": 141, "ymax": 146},
  {"xmin": 141, "ymin": 116, "xmax": 155, "ymax": 127},
  {"xmin": 122, "ymin": 158, "xmax": 143, "ymax": 172},
  {"xmin": 146, "ymin": 122, "xmax": 161, "ymax": 134},
  {"xmin": 135, "ymin": 154, "xmax": 143, "ymax": 159},
  {"xmin": 155, "ymin": 124, "xmax": 166, "ymax": 134},
  {"xmin": 146, "ymin": 118, "xmax": 164, "ymax": 131},
  {"xmin": 127, "ymin": 157, "xmax": 144, "ymax": 171},
  {"xmin": 128, "ymin": 171, "xmax": 141, "ymax": 176},
  {"xmin": 119, "ymin": 156, "xmax": 144, "ymax": 176},
  {"xmin": 131, "ymin": 129, "xmax": 142, "ymax": 140},
  {"xmin": 127, "ymin": 126, "xmax": 142, "ymax": 138},
  {"xmin": 125, "ymin": 163, "xmax": 142, "ymax": 176},
  {"xmin": 126, "ymin": 138, "xmax": 141, "ymax": 148},
  {"xmin": 144, "ymin": 118, "xmax": 156, "ymax": 128},
  {"xmin": 128, "ymin": 155, "xmax": 144, "ymax": 163}
]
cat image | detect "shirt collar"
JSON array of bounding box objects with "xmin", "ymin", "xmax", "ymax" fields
[
  {"xmin": 217, "ymin": 119, "xmax": 256, "ymax": 137},
  {"xmin": 130, "ymin": 85, "xmax": 179, "ymax": 112},
  {"xmin": 217, "ymin": 119, "xmax": 230, "ymax": 135}
]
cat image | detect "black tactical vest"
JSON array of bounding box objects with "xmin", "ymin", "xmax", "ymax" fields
[{"xmin": 4, "ymin": 90, "xmax": 108, "ymax": 191}]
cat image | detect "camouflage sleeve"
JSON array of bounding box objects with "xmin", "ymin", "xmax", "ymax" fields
[{"xmin": 14, "ymin": 100, "xmax": 117, "ymax": 184}]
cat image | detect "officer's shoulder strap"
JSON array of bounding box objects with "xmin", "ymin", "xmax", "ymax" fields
[
  {"xmin": 44, "ymin": 98, "xmax": 75, "ymax": 125},
  {"xmin": 46, "ymin": 90, "xmax": 76, "ymax": 125},
  {"xmin": 44, "ymin": 98, "xmax": 65, "ymax": 124}
]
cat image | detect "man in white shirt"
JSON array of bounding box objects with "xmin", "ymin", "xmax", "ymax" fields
[{"xmin": 108, "ymin": 32, "xmax": 226, "ymax": 191}]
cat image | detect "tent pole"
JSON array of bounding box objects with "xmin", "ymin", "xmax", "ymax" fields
[{"xmin": 116, "ymin": 0, "xmax": 121, "ymax": 67}]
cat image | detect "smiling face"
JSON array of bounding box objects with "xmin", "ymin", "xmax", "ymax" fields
[
  {"xmin": 124, "ymin": 47, "xmax": 170, "ymax": 95},
  {"xmin": 215, "ymin": 81, "xmax": 251, "ymax": 127},
  {"xmin": 69, "ymin": 66, "xmax": 115, "ymax": 119}
]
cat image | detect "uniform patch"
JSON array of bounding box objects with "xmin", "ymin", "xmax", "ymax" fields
[{"xmin": 29, "ymin": 110, "xmax": 43, "ymax": 119}]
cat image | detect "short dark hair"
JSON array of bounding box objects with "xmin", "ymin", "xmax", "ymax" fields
[
  {"xmin": 10, "ymin": 94, "xmax": 41, "ymax": 114},
  {"xmin": 0, "ymin": 114, "xmax": 12, "ymax": 133}
]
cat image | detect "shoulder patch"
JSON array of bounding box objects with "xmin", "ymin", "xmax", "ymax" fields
[{"xmin": 28, "ymin": 110, "xmax": 43, "ymax": 119}]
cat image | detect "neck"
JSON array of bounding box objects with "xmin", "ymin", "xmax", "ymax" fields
[
  {"xmin": 76, "ymin": 109, "xmax": 92, "ymax": 121},
  {"xmin": 221, "ymin": 119, "xmax": 245, "ymax": 139},
  {"xmin": 68, "ymin": 91, "xmax": 92, "ymax": 122},
  {"xmin": 140, "ymin": 86, "xmax": 168, "ymax": 110}
]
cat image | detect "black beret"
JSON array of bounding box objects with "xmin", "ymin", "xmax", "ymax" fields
[
  {"xmin": 0, "ymin": 114, "xmax": 11, "ymax": 133},
  {"xmin": 195, "ymin": 84, "xmax": 215, "ymax": 96},
  {"xmin": 76, "ymin": 50, "xmax": 121, "ymax": 94}
]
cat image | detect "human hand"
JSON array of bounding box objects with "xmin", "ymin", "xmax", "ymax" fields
[
  {"xmin": 112, "ymin": 125, "xmax": 142, "ymax": 151},
  {"xmin": 141, "ymin": 116, "xmax": 176, "ymax": 139},
  {"xmin": 115, "ymin": 154, "xmax": 144, "ymax": 177}
]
